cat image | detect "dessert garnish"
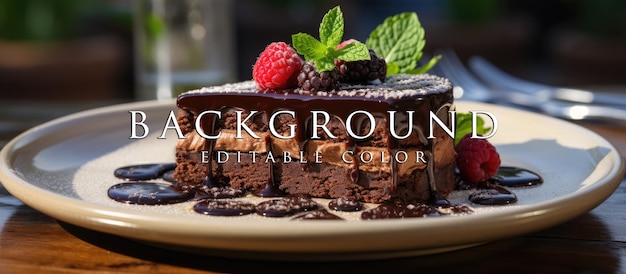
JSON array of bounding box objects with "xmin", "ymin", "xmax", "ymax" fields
[
  {"xmin": 454, "ymin": 113, "xmax": 500, "ymax": 184},
  {"xmin": 252, "ymin": 6, "xmax": 440, "ymax": 92},
  {"xmin": 365, "ymin": 11, "xmax": 440, "ymax": 75},
  {"xmin": 455, "ymin": 134, "xmax": 501, "ymax": 184},
  {"xmin": 252, "ymin": 42, "xmax": 303, "ymax": 89},
  {"xmin": 290, "ymin": 6, "xmax": 372, "ymax": 92},
  {"xmin": 296, "ymin": 61, "xmax": 341, "ymax": 92},
  {"xmin": 291, "ymin": 6, "xmax": 370, "ymax": 74},
  {"xmin": 335, "ymin": 45, "xmax": 387, "ymax": 84},
  {"xmin": 453, "ymin": 112, "xmax": 542, "ymax": 205},
  {"xmin": 454, "ymin": 112, "xmax": 492, "ymax": 145}
]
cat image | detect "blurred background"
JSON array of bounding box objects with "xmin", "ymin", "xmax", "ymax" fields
[{"xmin": 0, "ymin": 0, "xmax": 625, "ymax": 102}]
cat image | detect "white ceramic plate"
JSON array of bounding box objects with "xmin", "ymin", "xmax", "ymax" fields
[{"xmin": 0, "ymin": 100, "xmax": 623, "ymax": 261}]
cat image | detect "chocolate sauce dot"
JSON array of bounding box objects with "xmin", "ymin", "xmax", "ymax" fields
[
  {"xmin": 328, "ymin": 197, "xmax": 363, "ymax": 212},
  {"xmin": 107, "ymin": 182, "xmax": 193, "ymax": 205},
  {"xmin": 493, "ymin": 166, "xmax": 543, "ymax": 187},
  {"xmin": 114, "ymin": 163, "xmax": 176, "ymax": 181},
  {"xmin": 195, "ymin": 185, "xmax": 245, "ymax": 199},
  {"xmin": 469, "ymin": 185, "xmax": 517, "ymax": 205},
  {"xmin": 361, "ymin": 203, "xmax": 440, "ymax": 220},
  {"xmin": 256, "ymin": 195, "xmax": 319, "ymax": 217},
  {"xmin": 194, "ymin": 200, "xmax": 256, "ymax": 216},
  {"xmin": 162, "ymin": 169, "xmax": 177, "ymax": 183},
  {"xmin": 292, "ymin": 209, "xmax": 343, "ymax": 220}
]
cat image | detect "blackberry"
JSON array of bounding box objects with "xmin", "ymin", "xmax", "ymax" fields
[
  {"xmin": 336, "ymin": 49, "xmax": 386, "ymax": 83},
  {"xmin": 297, "ymin": 62, "xmax": 340, "ymax": 93}
]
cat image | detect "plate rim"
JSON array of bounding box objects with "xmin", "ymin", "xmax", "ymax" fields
[{"xmin": 1, "ymin": 100, "xmax": 624, "ymax": 256}]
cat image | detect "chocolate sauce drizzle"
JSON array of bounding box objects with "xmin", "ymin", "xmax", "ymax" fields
[
  {"xmin": 108, "ymin": 164, "xmax": 542, "ymax": 220},
  {"xmin": 252, "ymin": 136, "xmax": 284, "ymax": 197}
]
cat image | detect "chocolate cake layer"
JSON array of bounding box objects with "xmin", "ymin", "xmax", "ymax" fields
[{"xmin": 174, "ymin": 74, "xmax": 456, "ymax": 203}]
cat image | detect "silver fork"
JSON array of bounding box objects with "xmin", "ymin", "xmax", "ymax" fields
[
  {"xmin": 434, "ymin": 49, "xmax": 626, "ymax": 125},
  {"xmin": 468, "ymin": 56, "xmax": 626, "ymax": 108},
  {"xmin": 430, "ymin": 49, "xmax": 496, "ymax": 102}
]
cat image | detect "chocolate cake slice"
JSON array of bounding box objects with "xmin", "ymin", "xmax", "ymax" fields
[{"xmin": 174, "ymin": 74, "xmax": 456, "ymax": 203}]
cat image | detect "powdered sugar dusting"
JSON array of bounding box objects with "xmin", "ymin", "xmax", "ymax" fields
[{"xmin": 182, "ymin": 74, "xmax": 451, "ymax": 100}]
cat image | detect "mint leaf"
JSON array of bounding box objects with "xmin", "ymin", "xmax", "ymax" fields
[
  {"xmin": 366, "ymin": 12, "xmax": 421, "ymax": 74},
  {"xmin": 315, "ymin": 55, "xmax": 337, "ymax": 72},
  {"xmin": 319, "ymin": 6, "xmax": 344, "ymax": 47},
  {"xmin": 455, "ymin": 112, "xmax": 491, "ymax": 145},
  {"xmin": 291, "ymin": 6, "xmax": 369, "ymax": 72},
  {"xmin": 366, "ymin": 12, "xmax": 439, "ymax": 75},
  {"xmin": 455, "ymin": 113, "xmax": 474, "ymax": 145},
  {"xmin": 334, "ymin": 41, "xmax": 370, "ymax": 62},
  {"xmin": 292, "ymin": 33, "xmax": 326, "ymax": 61},
  {"xmin": 386, "ymin": 63, "xmax": 400, "ymax": 76},
  {"xmin": 409, "ymin": 54, "xmax": 441, "ymax": 74}
]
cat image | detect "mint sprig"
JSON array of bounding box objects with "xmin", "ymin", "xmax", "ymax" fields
[
  {"xmin": 366, "ymin": 12, "xmax": 439, "ymax": 75},
  {"xmin": 319, "ymin": 6, "xmax": 344, "ymax": 47},
  {"xmin": 455, "ymin": 113, "xmax": 491, "ymax": 145},
  {"xmin": 292, "ymin": 6, "xmax": 370, "ymax": 72}
]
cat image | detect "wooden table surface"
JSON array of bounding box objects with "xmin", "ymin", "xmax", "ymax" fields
[{"xmin": 1, "ymin": 102, "xmax": 625, "ymax": 274}]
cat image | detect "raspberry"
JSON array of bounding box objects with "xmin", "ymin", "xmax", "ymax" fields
[
  {"xmin": 252, "ymin": 42, "xmax": 303, "ymax": 89},
  {"xmin": 455, "ymin": 134, "xmax": 501, "ymax": 184},
  {"xmin": 336, "ymin": 39, "xmax": 358, "ymax": 49}
]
